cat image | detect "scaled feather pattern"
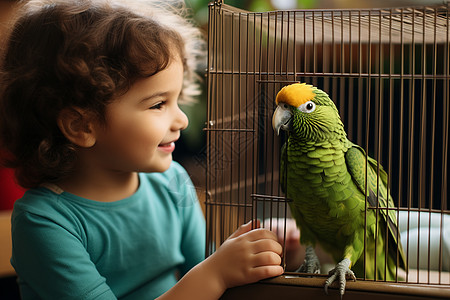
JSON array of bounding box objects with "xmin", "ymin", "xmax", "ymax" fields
[{"xmin": 272, "ymin": 83, "xmax": 407, "ymax": 297}]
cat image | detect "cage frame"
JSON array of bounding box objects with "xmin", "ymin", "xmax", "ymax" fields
[{"xmin": 204, "ymin": 0, "xmax": 450, "ymax": 298}]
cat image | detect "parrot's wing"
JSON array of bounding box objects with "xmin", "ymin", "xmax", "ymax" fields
[{"xmin": 345, "ymin": 143, "xmax": 407, "ymax": 270}]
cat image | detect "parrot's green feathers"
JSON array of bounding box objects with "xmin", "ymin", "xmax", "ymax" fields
[{"xmin": 274, "ymin": 82, "xmax": 407, "ymax": 281}]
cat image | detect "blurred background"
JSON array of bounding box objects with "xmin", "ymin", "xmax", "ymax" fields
[
  {"xmin": 187, "ymin": 0, "xmax": 447, "ymax": 26},
  {"xmin": 175, "ymin": 0, "xmax": 445, "ymax": 189}
]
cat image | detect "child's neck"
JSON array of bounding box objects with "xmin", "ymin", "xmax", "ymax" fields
[{"xmin": 57, "ymin": 170, "xmax": 139, "ymax": 202}]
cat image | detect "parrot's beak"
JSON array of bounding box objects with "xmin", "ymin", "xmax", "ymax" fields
[{"xmin": 272, "ymin": 104, "xmax": 292, "ymax": 135}]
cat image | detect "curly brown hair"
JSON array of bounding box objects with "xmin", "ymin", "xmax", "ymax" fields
[{"xmin": 0, "ymin": 0, "xmax": 204, "ymax": 188}]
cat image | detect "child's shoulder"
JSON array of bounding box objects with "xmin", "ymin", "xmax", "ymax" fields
[
  {"xmin": 13, "ymin": 186, "xmax": 61, "ymax": 213},
  {"xmin": 11, "ymin": 186, "xmax": 74, "ymax": 230}
]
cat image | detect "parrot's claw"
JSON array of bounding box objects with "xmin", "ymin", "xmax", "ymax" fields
[
  {"xmin": 297, "ymin": 259, "xmax": 321, "ymax": 274},
  {"xmin": 296, "ymin": 245, "xmax": 321, "ymax": 274},
  {"xmin": 324, "ymin": 258, "xmax": 356, "ymax": 299}
]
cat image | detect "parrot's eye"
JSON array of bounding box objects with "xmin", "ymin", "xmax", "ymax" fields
[{"xmin": 298, "ymin": 101, "xmax": 316, "ymax": 113}]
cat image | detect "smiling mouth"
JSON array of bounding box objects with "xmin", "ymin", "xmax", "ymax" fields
[{"xmin": 158, "ymin": 142, "xmax": 175, "ymax": 153}]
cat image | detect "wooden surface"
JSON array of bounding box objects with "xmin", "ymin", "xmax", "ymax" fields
[
  {"xmin": 0, "ymin": 210, "xmax": 15, "ymax": 277},
  {"xmin": 221, "ymin": 275, "xmax": 450, "ymax": 300}
]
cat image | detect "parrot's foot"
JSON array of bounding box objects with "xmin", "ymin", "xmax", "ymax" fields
[
  {"xmin": 296, "ymin": 245, "xmax": 321, "ymax": 274},
  {"xmin": 324, "ymin": 258, "xmax": 356, "ymax": 299}
]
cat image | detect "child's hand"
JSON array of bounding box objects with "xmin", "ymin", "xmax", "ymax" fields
[
  {"xmin": 207, "ymin": 220, "xmax": 284, "ymax": 290},
  {"xmin": 264, "ymin": 218, "xmax": 300, "ymax": 250},
  {"xmin": 158, "ymin": 220, "xmax": 283, "ymax": 300},
  {"xmin": 264, "ymin": 218, "xmax": 303, "ymax": 271},
  {"xmin": 263, "ymin": 218, "xmax": 334, "ymax": 271}
]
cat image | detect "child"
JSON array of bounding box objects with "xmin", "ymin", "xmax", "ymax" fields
[{"xmin": 0, "ymin": 0, "xmax": 283, "ymax": 299}]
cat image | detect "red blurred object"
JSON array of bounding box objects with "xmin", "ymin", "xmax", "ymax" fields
[
  {"xmin": 1, "ymin": 0, "xmax": 25, "ymax": 211},
  {"xmin": 0, "ymin": 167, "xmax": 24, "ymax": 210}
]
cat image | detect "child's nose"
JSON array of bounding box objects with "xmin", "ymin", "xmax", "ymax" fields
[{"xmin": 173, "ymin": 106, "xmax": 189, "ymax": 131}]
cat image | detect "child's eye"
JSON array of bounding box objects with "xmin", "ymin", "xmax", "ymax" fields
[{"xmin": 149, "ymin": 101, "xmax": 166, "ymax": 110}]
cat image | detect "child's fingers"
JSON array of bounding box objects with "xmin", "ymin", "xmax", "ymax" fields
[
  {"xmin": 228, "ymin": 221, "xmax": 252, "ymax": 239},
  {"xmin": 228, "ymin": 220, "xmax": 261, "ymax": 239},
  {"xmin": 244, "ymin": 228, "xmax": 279, "ymax": 243},
  {"xmin": 265, "ymin": 218, "xmax": 300, "ymax": 244},
  {"xmin": 250, "ymin": 238, "xmax": 283, "ymax": 255},
  {"xmin": 248, "ymin": 265, "xmax": 284, "ymax": 282},
  {"xmin": 251, "ymin": 251, "xmax": 282, "ymax": 267}
]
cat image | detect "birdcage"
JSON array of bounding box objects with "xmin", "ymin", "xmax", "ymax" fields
[{"xmin": 204, "ymin": 0, "xmax": 450, "ymax": 298}]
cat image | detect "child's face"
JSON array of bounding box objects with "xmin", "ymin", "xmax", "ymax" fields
[{"xmin": 93, "ymin": 56, "xmax": 188, "ymax": 173}]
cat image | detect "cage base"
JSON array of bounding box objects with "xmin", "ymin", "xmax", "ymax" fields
[{"xmin": 221, "ymin": 275, "xmax": 450, "ymax": 300}]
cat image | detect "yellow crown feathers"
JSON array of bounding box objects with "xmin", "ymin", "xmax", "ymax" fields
[{"xmin": 275, "ymin": 83, "xmax": 315, "ymax": 107}]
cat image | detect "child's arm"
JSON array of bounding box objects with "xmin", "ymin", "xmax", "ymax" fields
[{"xmin": 157, "ymin": 221, "xmax": 283, "ymax": 300}]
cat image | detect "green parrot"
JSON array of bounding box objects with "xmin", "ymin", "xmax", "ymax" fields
[{"xmin": 272, "ymin": 83, "xmax": 407, "ymax": 297}]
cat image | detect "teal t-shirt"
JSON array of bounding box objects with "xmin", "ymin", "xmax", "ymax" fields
[{"xmin": 11, "ymin": 162, "xmax": 205, "ymax": 299}]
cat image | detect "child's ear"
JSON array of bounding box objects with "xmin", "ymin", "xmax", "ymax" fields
[{"xmin": 57, "ymin": 107, "xmax": 98, "ymax": 148}]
